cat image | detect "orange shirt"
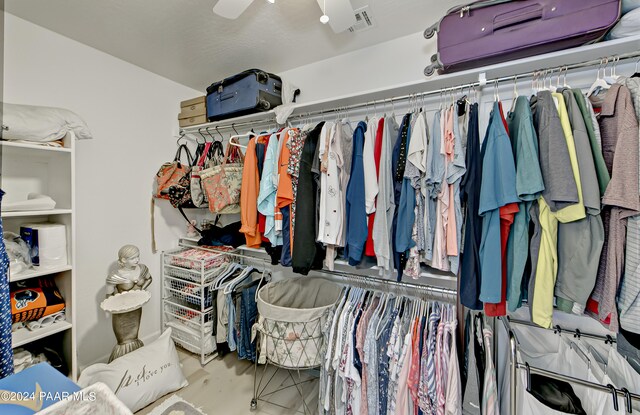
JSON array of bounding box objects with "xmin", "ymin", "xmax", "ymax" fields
[
  {"xmin": 240, "ymin": 137, "xmax": 262, "ymax": 248},
  {"xmin": 276, "ymin": 131, "xmax": 294, "ymax": 209}
]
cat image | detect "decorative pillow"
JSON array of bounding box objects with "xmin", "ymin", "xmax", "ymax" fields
[
  {"xmin": 1, "ymin": 103, "xmax": 93, "ymax": 142},
  {"xmin": 78, "ymin": 329, "xmax": 187, "ymax": 413}
]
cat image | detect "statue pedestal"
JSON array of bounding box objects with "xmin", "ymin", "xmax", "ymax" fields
[{"xmin": 100, "ymin": 291, "xmax": 151, "ymax": 363}]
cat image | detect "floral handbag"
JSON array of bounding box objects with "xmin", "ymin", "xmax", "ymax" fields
[
  {"xmin": 153, "ymin": 144, "xmax": 193, "ymax": 200},
  {"xmin": 190, "ymin": 141, "xmax": 224, "ymax": 208},
  {"xmin": 200, "ymin": 139, "xmax": 244, "ymax": 214}
]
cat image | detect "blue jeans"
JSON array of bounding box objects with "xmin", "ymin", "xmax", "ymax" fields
[
  {"xmin": 280, "ymin": 206, "xmax": 292, "ymax": 267},
  {"xmin": 226, "ymin": 294, "xmax": 237, "ymax": 352},
  {"xmin": 238, "ymin": 285, "xmax": 258, "ymax": 361}
]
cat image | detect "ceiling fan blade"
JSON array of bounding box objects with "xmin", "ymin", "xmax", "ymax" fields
[
  {"xmin": 212, "ymin": 0, "xmax": 255, "ymax": 19},
  {"xmin": 316, "ymin": 0, "xmax": 357, "ymax": 33}
]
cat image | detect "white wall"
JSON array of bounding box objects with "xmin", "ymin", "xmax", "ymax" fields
[
  {"xmin": 280, "ymin": 30, "xmax": 434, "ymax": 103},
  {"xmin": 3, "ymin": 13, "xmax": 202, "ymax": 369}
]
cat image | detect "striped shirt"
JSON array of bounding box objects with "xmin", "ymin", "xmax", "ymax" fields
[{"xmin": 618, "ymin": 77, "xmax": 640, "ymax": 335}]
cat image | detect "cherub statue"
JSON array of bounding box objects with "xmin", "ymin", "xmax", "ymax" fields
[{"xmin": 105, "ymin": 245, "xmax": 152, "ymax": 298}]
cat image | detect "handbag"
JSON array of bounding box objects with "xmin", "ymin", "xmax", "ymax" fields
[
  {"xmin": 153, "ymin": 144, "xmax": 193, "ymax": 200},
  {"xmin": 190, "ymin": 141, "xmax": 224, "ymax": 208},
  {"xmin": 200, "ymin": 139, "xmax": 244, "ymax": 214},
  {"xmin": 166, "ymin": 145, "xmax": 197, "ymax": 208}
]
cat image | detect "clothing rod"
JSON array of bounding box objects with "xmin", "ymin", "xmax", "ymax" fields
[
  {"xmin": 516, "ymin": 363, "xmax": 640, "ymax": 402},
  {"xmin": 317, "ymin": 269, "xmax": 458, "ymax": 304},
  {"xmin": 181, "ymin": 49, "xmax": 640, "ymax": 135},
  {"xmin": 508, "ymin": 316, "xmax": 616, "ymax": 343}
]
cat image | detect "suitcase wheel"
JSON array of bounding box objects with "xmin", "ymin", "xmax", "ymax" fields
[
  {"xmin": 259, "ymin": 99, "xmax": 271, "ymax": 110},
  {"xmin": 424, "ymin": 65, "xmax": 437, "ymax": 77},
  {"xmin": 430, "ymin": 54, "xmax": 438, "ymax": 63},
  {"xmin": 424, "ymin": 23, "xmax": 437, "ymax": 39}
]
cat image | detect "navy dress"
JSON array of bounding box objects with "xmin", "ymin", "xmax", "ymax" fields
[{"xmin": 0, "ymin": 190, "xmax": 14, "ymax": 378}]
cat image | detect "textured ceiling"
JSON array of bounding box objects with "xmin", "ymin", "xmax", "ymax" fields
[{"xmin": 6, "ymin": 0, "xmax": 458, "ymax": 91}]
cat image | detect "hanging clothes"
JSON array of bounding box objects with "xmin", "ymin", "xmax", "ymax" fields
[
  {"xmin": 481, "ymin": 326, "xmax": 499, "ymax": 415},
  {"xmin": 529, "ymin": 91, "xmax": 585, "ymax": 328},
  {"xmin": 478, "ymin": 101, "xmax": 519, "ymax": 314},
  {"xmin": 276, "ymin": 128, "xmax": 297, "ymax": 266},
  {"xmin": 402, "ymin": 112, "xmax": 427, "ymax": 279},
  {"xmin": 240, "ymin": 136, "xmax": 263, "ymax": 248},
  {"xmin": 392, "ymin": 114, "xmax": 412, "ymax": 279},
  {"xmin": 587, "ymin": 83, "xmax": 640, "ymax": 331},
  {"xmin": 396, "ymin": 114, "xmax": 417, "ymax": 256},
  {"xmin": 461, "ymin": 311, "xmax": 481, "ymax": 414},
  {"xmin": 257, "ymin": 133, "xmax": 283, "ymax": 246},
  {"xmin": 286, "ymin": 126, "xmax": 308, "ymax": 254},
  {"xmin": 292, "ymin": 122, "xmax": 325, "ymax": 275},
  {"xmin": 616, "ymin": 77, "xmax": 640, "ymax": 337},
  {"xmin": 432, "ymin": 110, "xmax": 450, "ymax": 273},
  {"xmin": 345, "ymin": 122, "xmax": 369, "ymax": 266},
  {"xmin": 373, "ymin": 115, "xmax": 399, "ymax": 276},
  {"xmin": 0, "ymin": 190, "xmax": 13, "ymax": 379},
  {"xmin": 317, "ymin": 122, "xmax": 340, "ymax": 270},
  {"xmin": 446, "ymin": 107, "xmax": 466, "ymax": 275},
  {"xmin": 365, "ymin": 117, "xmax": 385, "ymax": 258},
  {"xmin": 364, "ymin": 118, "xmax": 379, "ymax": 215},
  {"xmin": 339, "ymin": 121, "xmax": 355, "ymax": 250},
  {"xmin": 554, "ymin": 88, "xmax": 603, "ymax": 315},
  {"xmin": 505, "ymin": 96, "xmax": 545, "ymax": 312},
  {"xmin": 572, "ymin": 91, "xmax": 610, "ymax": 195},
  {"xmin": 425, "ymin": 111, "xmax": 445, "ymax": 270},
  {"xmin": 460, "ymin": 104, "xmax": 483, "ymax": 310}
]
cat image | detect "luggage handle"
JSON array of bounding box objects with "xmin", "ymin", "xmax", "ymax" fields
[
  {"xmin": 220, "ymin": 92, "xmax": 235, "ymax": 102},
  {"xmin": 493, "ymin": 4, "xmax": 543, "ymax": 31}
]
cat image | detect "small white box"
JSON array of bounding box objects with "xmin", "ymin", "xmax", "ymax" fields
[{"xmin": 21, "ymin": 223, "xmax": 67, "ymax": 268}]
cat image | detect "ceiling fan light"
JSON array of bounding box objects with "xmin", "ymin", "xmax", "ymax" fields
[{"xmin": 320, "ymin": 14, "xmax": 330, "ymax": 24}]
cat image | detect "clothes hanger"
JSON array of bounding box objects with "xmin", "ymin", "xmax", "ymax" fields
[
  {"xmin": 604, "ymin": 56, "xmax": 620, "ymax": 84},
  {"xmin": 509, "ymin": 75, "xmax": 519, "ymax": 112},
  {"xmin": 214, "ymin": 126, "xmax": 227, "ymax": 143},
  {"xmin": 201, "ymin": 127, "xmax": 214, "ymax": 143},
  {"xmin": 228, "ymin": 130, "xmax": 257, "ymax": 150},
  {"xmin": 587, "ymin": 58, "xmax": 612, "ymax": 97},
  {"xmin": 176, "ymin": 131, "xmax": 188, "ymax": 146},
  {"xmin": 196, "ymin": 128, "xmax": 208, "ymax": 145},
  {"xmin": 375, "ymin": 294, "xmax": 392, "ymax": 338}
]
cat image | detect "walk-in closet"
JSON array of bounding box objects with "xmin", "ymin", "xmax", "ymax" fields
[{"xmin": 0, "ymin": 1, "xmax": 639, "ymax": 414}]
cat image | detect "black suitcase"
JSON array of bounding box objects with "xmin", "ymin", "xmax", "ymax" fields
[{"xmin": 206, "ymin": 69, "xmax": 283, "ymax": 121}]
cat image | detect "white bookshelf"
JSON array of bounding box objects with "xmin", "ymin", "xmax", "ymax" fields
[{"xmin": 1, "ymin": 133, "xmax": 76, "ymax": 379}]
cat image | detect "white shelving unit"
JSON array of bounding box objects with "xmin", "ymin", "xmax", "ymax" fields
[
  {"xmin": 161, "ymin": 246, "xmax": 226, "ymax": 366},
  {"xmin": 1, "ymin": 133, "xmax": 76, "ymax": 379}
]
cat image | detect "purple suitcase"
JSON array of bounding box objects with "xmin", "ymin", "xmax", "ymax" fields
[{"xmin": 424, "ymin": 0, "xmax": 621, "ymax": 76}]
